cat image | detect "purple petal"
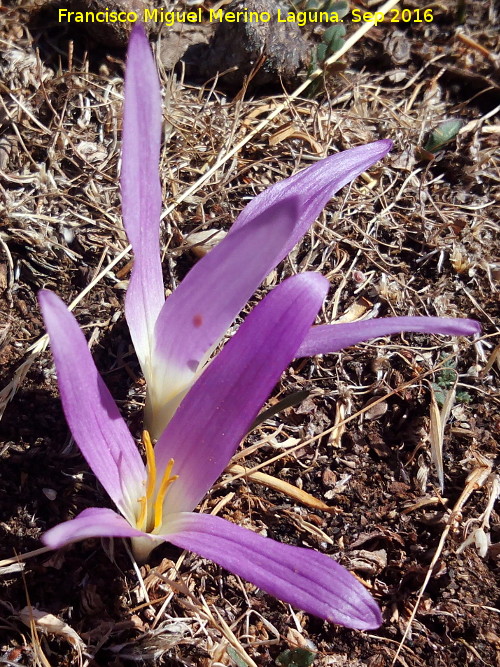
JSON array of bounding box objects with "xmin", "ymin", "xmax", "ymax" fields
[
  {"xmin": 166, "ymin": 512, "xmax": 381, "ymax": 630},
  {"xmin": 42, "ymin": 507, "xmax": 149, "ymax": 549},
  {"xmin": 149, "ymin": 197, "xmax": 304, "ymax": 437},
  {"xmin": 297, "ymin": 316, "xmax": 481, "ymax": 358},
  {"xmin": 149, "ymin": 140, "xmax": 392, "ymax": 437},
  {"xmin": 231, "ymin": 140, "xmax": 393, "ymax": 245},
  {"xmin": 38, "ymin": 290, "xmax": 145, "ymax": 521},
  {"xmin": 154, "ymin": 273, "xmax": 328, "ymax": 512},
  {"xmin": 121, "ymin": 24, "xmax": 164, "ymax": 372}
]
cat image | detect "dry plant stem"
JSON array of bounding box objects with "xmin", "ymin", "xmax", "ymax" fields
[
  {"xmin": 428, "ymin": 375, "xmax": 458, "ymax": 492},
  {"xmin": 149, "ymin": 551, "xmax": 188, "ymax": 625},
  {"xmin": 402, "ymin": 497, "xmax": 449, "ymax": 514},
  {"xmin": 481, "ymin": 342, "xmax": 500, "ymax": 376},
  {"xmin": 211, "ymin": 605, "xmax": 258, "ymax": 667},
  {"xmin": 150, "ymin": 570, "xmax": 258, "ymax": 666},
  {"xmin": 123, "ymin": 539, "xmax": 153, "ymax": 610},
  {"xmin": 391, "ymin": 462, "xmax": 493, "ymax": 667},
  {"xmin": 455, "ymin": 31, "xmax": 499, "ymax": 64},
  {"xmin": 20, "ymin": 566, "xmax": 53, "ymax": 667},
  {"xmin": 0, "ymin": 546, "xmax": 52, "ymax": 568},
  {"xmin": 139, "ymin": 491, "xmax": 239, "ymax": 626},
  {"xmin": 226, "ymin": 464, "xmax": 338, "ymax": 513},
  {"xmin": 0, "ymin": 247, "xmax": 129, "ymax": 420}
]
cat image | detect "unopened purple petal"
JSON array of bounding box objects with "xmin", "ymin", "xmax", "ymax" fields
[
  {"xmin": 154, "ymin": 273, "xmax": 328, "ymax": 513},
  {"xmin": 121, "ymin": 24, "xmax": 164, "ymax": 372},
  {"xmin": 297, "ymin": 316, "xmax": 481, "ymax": 358},
  {"xmin": 39, "ymin": 290, "xmax": 145, "ymax": 520},
  {"xmin": 42, "ymin": 507, "xmax": 149, "ymax": 549},
  {"xmin": 166, "ymin": 512, "xmax": 381, "ymax": 630}
]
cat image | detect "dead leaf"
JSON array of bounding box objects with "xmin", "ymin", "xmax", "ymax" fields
[
  {"xmin": 428, "ymin": 376, "xmax": 457, "ymax": 492},
  {"xmin": 269, "ymin": 124, "xmax": 323, "ymax": 154},
  {"xmin": 76, "ymin": 141, "xmax": 107, "ymax": 163},
  {"xmin": 187, "ymin": 229, "xmax": 227, "ymax": 258},
  {"xmin": 349, "ymin": 549, "xmax": 387, "ymax": 575},
  {"xmin": 226, "ymin": 464, "xmax": 339, "ymax": 514},
  {"xmin": 19, "ymin": 607, "xmax": 84, "ymax": 653},
  {"xmin": 336, "ymin": 298, "xmax": 372, "ymax": 323}
]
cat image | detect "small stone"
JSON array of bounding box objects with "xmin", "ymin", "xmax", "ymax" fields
[
  {"xmin": 69, "ymin": 0, "xmax": 151, "ymax": 48},
  {"xmin": 42, "ymin": 488, "xmax": 57, "ymax": 500},
  {"xmin": 322, "ymin": 468, "xmax": 337, "ymax": 487},
  {"xmin": 197, "ymin": 0, "xmax": 311, "ymax": 90}
]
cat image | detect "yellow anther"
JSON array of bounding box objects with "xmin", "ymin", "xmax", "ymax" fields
[
  {"xmin": 153, "ymin": 458, "xmax": 178, "ymax": 533},
  {"xmin": 143, "ymin": 430, "xmax": 156, "ymax": 501},
  {"xmin": 136, "ymin": 430, "xmax": 156, "ymax": 531}
]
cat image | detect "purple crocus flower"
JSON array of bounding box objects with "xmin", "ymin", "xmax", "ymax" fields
[
  {"xmin": 36, "ymin": 25, "xmax": 481, "ymax": 632},
  {"xmin": 39, "ymin": 275, "xmax": 384, "ymax": 631},
  {"xmin": 122, "ymin": 26, "xmax": 480, "ymax": 441}
]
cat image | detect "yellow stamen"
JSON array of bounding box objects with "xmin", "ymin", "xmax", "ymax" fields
[
  {"xmin": 143, "ymin": 430, "xmax": 156, "ymax": 500},
  {"xmin": 136, "ymin": 431, "xmax": 157, "ymax": 531},
  {"xmin": 153, "ymin": 458, "xmax": 178, "ymax": 533},
  {"xmin": 136, "ymin": 431, "xmax": 178, "ymax": 534}
]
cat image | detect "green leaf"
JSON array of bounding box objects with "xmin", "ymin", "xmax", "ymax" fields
[
  {"xmin": 322, "ymin": 24, "xmax": 346, "ymax": 54},
  {"xmin": 303, "ymin": 0, "xmax": 350, "ymax": 22},
  {"xmin": 304, "ymin": 0, "xmax": 322, "ymax": 11},
  {"xmin": 316, "ymin": 43, "xmax": 327, "ymax": 63},
  {"xmin": 424, "ymin": 119, "xmax": 463, "ymax": 153},
  {"xmin": 250, "ymin": 389, "xmax": 311, "ymax": 432},
  {"xmin": 276, "ymin": 647, "xmax": 316, "ymax": 667},
  {"xmin": 430, "ymin": 383, "xmax": 446, "ymax": 407},
  {"xmin": 437, "ymin": 367, "xmax": 457, "ymax": 389},
  {"xmin": 456, "ymin": 390, "xmax": 472, "ymax": 404},
  {"xmin": 456, "ymin": 0, "xmax": 466, "ymax": 24},
  {"xmin": 227, "ymin": 645, "xmax": 249, "ymax": 667},
  {"xmin": 328, "ymin": 0, "xmax": 350, "ymax": 19}
]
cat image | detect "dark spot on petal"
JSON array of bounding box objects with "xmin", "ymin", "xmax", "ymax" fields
[
  {"xmin": 193, "ymin": 314, "xmax": 203, "ymax": 328},
  {"xmin": 187, "ymin": 359, "xmax": 199, "ymax": 373}
]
